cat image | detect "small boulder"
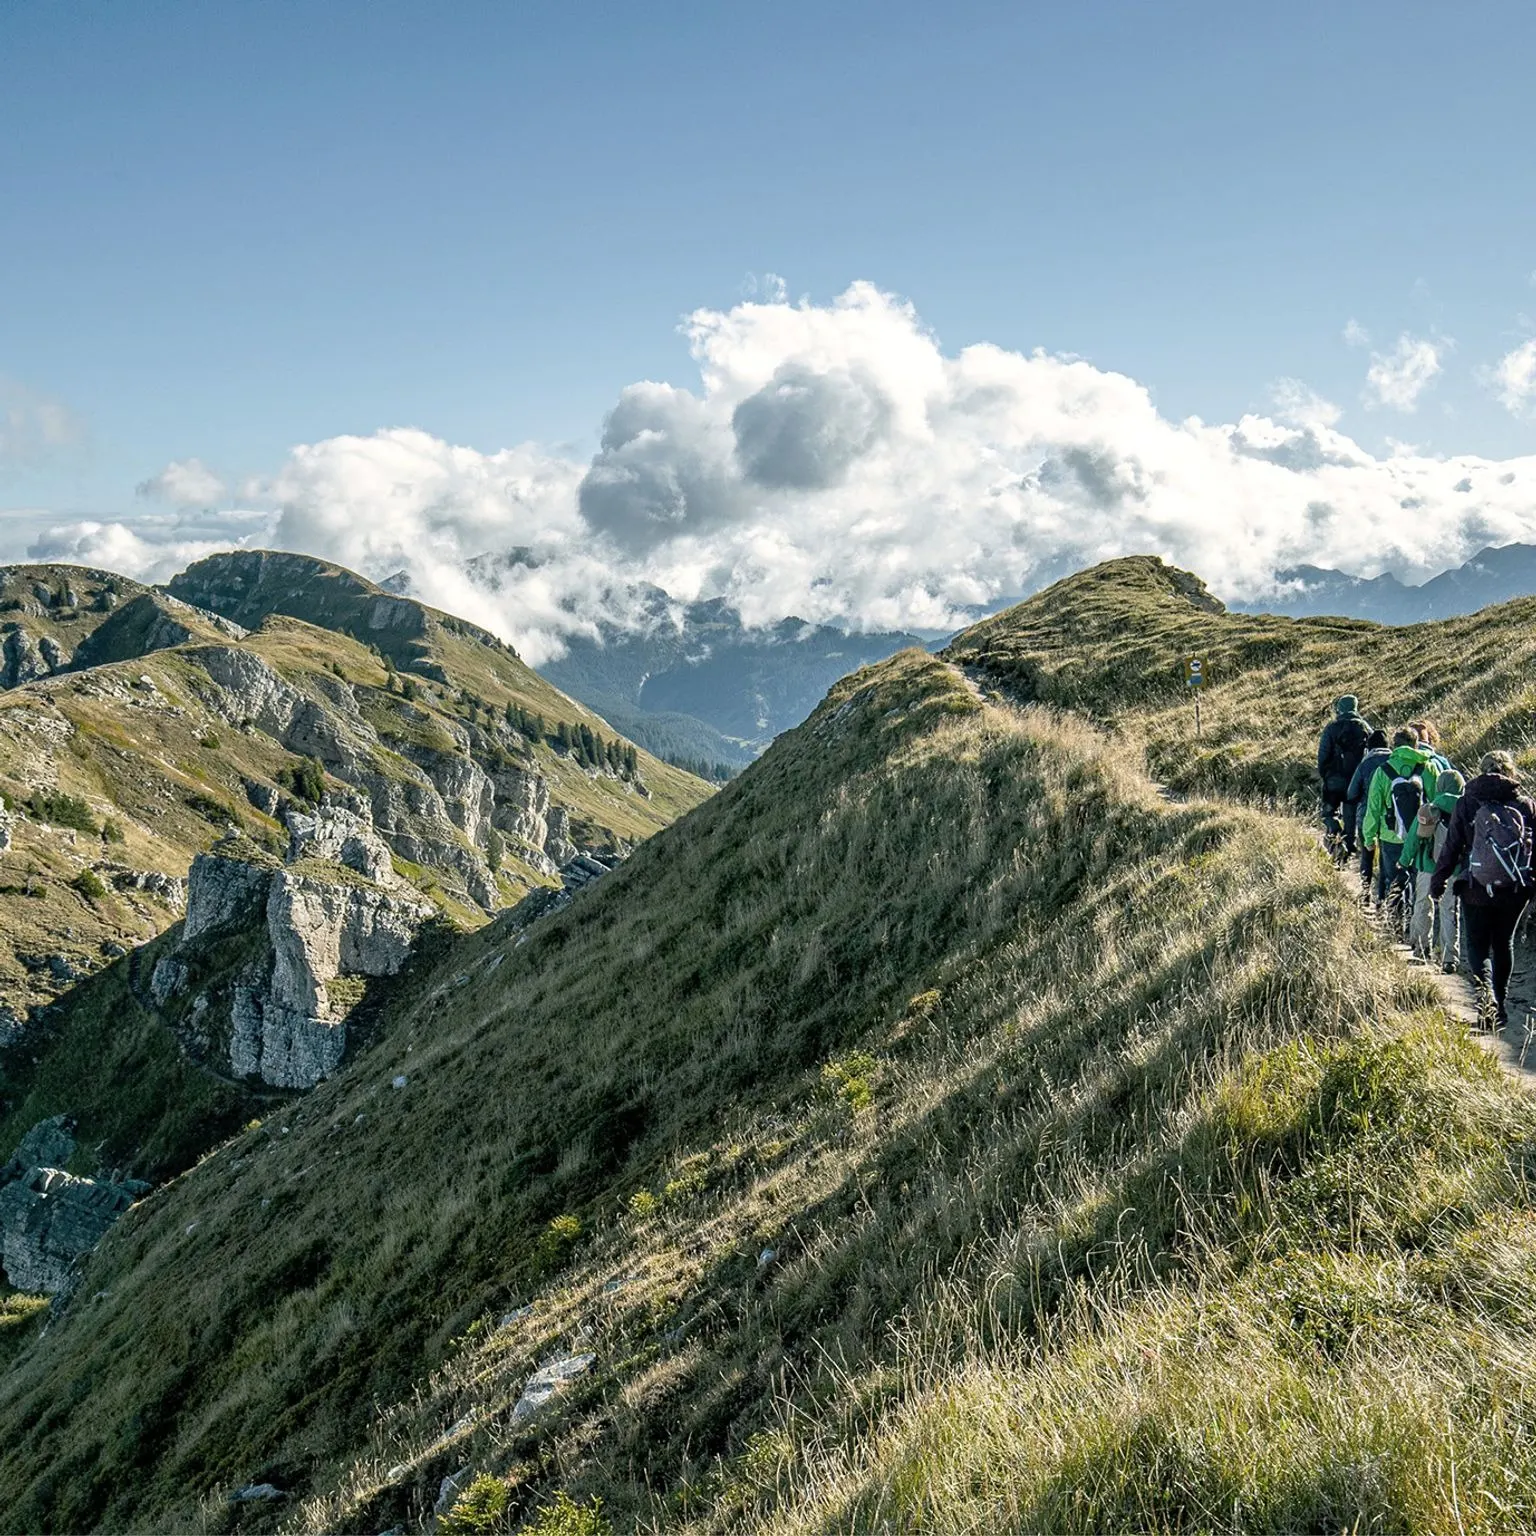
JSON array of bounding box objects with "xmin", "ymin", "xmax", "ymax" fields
[{"xmin": 510, "ymin": 1353, "xmax": 595, "ymax": 1423}]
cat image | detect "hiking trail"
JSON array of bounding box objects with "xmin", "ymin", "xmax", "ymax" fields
[{"xmin": 951, "ymin": 660, "xmax": 1536, "ymax": 1087}]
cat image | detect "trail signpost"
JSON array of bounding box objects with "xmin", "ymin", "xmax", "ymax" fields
[{"xmin": 1185, "ymin": 656, "xmax": 1204, "ymax": 737}]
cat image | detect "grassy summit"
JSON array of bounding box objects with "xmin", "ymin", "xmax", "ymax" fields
[
  {"xmin": 947, "ymin": 553, "xmax": 1536, "ymax": 803},
  {"xmin": 3, "ymin": 560, "xmax": 1536, "ymax": 1533}
]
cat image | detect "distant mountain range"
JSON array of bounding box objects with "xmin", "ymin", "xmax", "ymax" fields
[
  {"xmin": 1236, "ymin": 543, "xmax": 1536, "ymax": 624},
  {"xmin": 388, "ymin": 558, "xmax": 931, "ymax": 774}
]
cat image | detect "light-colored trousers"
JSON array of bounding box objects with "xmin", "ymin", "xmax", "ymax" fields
[{"xmin": 1410, "ymin": 870, "xmax": 1459, "ymax": 964}]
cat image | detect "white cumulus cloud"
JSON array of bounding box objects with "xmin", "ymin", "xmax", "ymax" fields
[
  {"xmin": 1270, "ymin": 378, "xmax": 1342, "ymax": 428},
  {"xmin": 1364, "ymin": 333, "xmax": 1445, "ymax": 412},
  {"xmin": 136, "ymin": 457, "xmax": 227, "ymax": 507},
  {"xmin": 20, "ymin": 283, "xmax": 1536, "ymax": 659},
  {"xmin": 1491, "ymin": 339, "xmax": 1536, "ymax": 417}
]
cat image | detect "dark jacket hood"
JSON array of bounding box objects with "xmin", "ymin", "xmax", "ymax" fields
[{"xmin": 1464, "ymin": 772, "xmax": 1524, "ymax": 805}]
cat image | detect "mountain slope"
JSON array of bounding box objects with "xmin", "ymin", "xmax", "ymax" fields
[
  {"xmin": 0, "ymin": 564, "xmax": 149, "ymax": 687},
  {"xmin": 4, "ymin": 566, "xmax": 1536, "ymax": 1533},
  {"xmin": 0, "ymin": 563, "xmax": 713, "ymax": 1269}
]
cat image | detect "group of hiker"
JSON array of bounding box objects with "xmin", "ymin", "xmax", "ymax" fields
[{"xmin": 1318, "ymin": 694, "xmax": 1536, "ymax": 1029}]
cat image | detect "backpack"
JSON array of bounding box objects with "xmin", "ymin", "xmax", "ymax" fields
[
  {"xmin": 1324, "ymin": 718, "xmax": 1368, "ymax": 786},
  {"xmin": 1469, "ymin": 801, "xmax": 1534, "ymax": 899},
  {"xmin": 1388, "ymin": 773, "xmax": 1423, "ymax": 839}
]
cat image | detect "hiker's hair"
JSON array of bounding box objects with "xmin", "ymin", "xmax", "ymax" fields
[
  {"xmin": 1481, "ymin": 750, "xmax": 1518, "ymax": 777},
  {"xmin": 1408, "ymin": 719, "xmax": 1441, "ymax": 747},
  {"xmin": 1391, "ymin": 728, "xmax": 1417, "ymax": 749},
  {"xmin": 1366, "ymin": 728, "xmax": 1388, "ymax": 749}
]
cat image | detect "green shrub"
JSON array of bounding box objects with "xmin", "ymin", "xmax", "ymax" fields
[
  {"xmin": 183, "ymin": 791, "xmax": 233, "ymax": 824},
  {"xmin": 523, "ymin": 1492, "xmax": 611, "ymax": 1536},
  {"xmin": 27, "ymin": 791, "xmax": 96, "ymax": 834},
  {"xmin": 627, "ymin": 1189, "xmax": 659, "ymax": 1219},
  {"xmin": 72, "ymin": 868, "xmax": 108, "ymax": 903},
  {"xmin": 534, "ymin": 1213, "xmax": 582, "ymax": 1272},
  {"xmin": 439, "ymin": 1473, "xmax": 510, "ymax": 1534},
  {"xmin": 485, "ymin": 828, "xmax": 504, "ymax": 874},
  {"xmin": 276, "ymin": 756, "xmax": 326, "ymax": 804},
  {"xmin": 818, "ymin": 1051, "xmax": 876, "ymax": 1114},
  {"xmin": 199, "ymin": 731, "xmax": 220, "ymax": 750},
  {"xmin": 100, "ymin": 817, "xmax": 126, "ymax": 845}
]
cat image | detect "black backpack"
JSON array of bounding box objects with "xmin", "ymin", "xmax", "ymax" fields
[
  {"xmin": 1324, "ymin": 718, "xmax": 1368, "ymax": 785},
  {"xmin": 1387, "ymin": 772, "xmax": 1424, "ymax": 839}
]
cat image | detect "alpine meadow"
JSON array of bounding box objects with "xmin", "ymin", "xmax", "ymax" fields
[{"xmin": 4, "ymin": 557, "xmax": 1536, "ymax": 1533}]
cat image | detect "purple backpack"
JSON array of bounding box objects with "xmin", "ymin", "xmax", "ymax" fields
[{"xmin": 1469, "ymin": 801, "xmax": 1533, "ymax": 899}]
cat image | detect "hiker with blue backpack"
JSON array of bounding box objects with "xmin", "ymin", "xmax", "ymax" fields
[
  {"xmin": 1361, "ymin": 729, "xmax": 1435, "ymax": 922},
  {"xmin": 1348, "ymin": 728, "xmax": 1392, "ymax": 892},
  {"xmin": 1430, "ymin": 750, "xmax": 1536, "ymax": 1029}
]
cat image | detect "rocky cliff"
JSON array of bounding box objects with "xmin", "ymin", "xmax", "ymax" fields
[
  {"xmin": 153, "ymin": 812, "xmax": 435, "ymax": 1089},
  {"xmin": 0, "ymin": 1115, "xmax": 142, "ymax": 1294}
]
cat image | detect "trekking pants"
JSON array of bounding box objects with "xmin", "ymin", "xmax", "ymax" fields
[
  {"xmin": 1411, "ymin": 871, "xmax": 1458, "ymax": 963},
  {"xmin": 1375, "ymin": 841, "xmax": 1406, "ymax": 906},
  {"xmin": 1314, "ymin": 792, "xmax": 1351, "ymax": 854},
  {"xmin": 1462, "ymin": 896, "xmax": 1528, "ymax": 1024}
]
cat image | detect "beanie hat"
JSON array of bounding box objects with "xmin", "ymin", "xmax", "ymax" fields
[
  {"xmin": 1431, "ymin": 768, "xmax": 1465, "ymax": 813},
  {"xmin": 1335, "ymin": 694, "xmax": 1359, "ymax": 717},
  {"xmin": 1366, "ymin": 729, "xmax": 1389, "ymax": 749}
]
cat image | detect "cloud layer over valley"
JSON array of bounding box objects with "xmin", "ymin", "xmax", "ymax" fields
[{"xmin": 23, "ymin": 283, "xmax": 1536, "ymax": 662}]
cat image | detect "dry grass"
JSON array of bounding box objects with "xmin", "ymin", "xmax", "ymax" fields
[{"xmin": 7, "ymin": 564, "xmax": 1536, "ymax": 1535}]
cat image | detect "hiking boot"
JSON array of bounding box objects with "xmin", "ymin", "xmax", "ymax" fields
[{"xmin": 1471, "ymin": 982, "xmax": 1500, "ymax": 1032}]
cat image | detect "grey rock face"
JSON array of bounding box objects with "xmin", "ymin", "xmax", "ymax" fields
[
  {"xmin": 0, "ymin": 1167, "xmax": 135, "ymax": 1293},
  {"xmin": 190, "ymin": 645, "xmax": 504, "ymax": 909},
  {"xmin": 244, "ymin": 779, "xmax": 281, "ymax": 817},
  {"xmin": 37, "ymin": 635, "xmax": 67, "ymax": 672},
  {"xmin": 0, "ymin": 809, "xmax": 12, "ymax": 853},
  {"xmin": 489, "ymin": 764, "xmax": 559, "ymax": 874},
  {"xmin": 183, "ymin": 850, "xmax": 275, "ymax": 940},
  {"xmin": 177, "ymin": 847, "xmax": 432, "ymax": 1089},
  {"xmin": 1, "ymin": 627, "xmax": 48, "ymax": 689},
  {"xmin": 544, "ymin": 806, "xmax": 578, "ymax": 866},
  {"xmin": 285, "ymin": 805, "xmax": 393, "ymax": 884},
  {"xmin": 7, "ymin": 1115, "xmax": 76, "ymax": 1174}
]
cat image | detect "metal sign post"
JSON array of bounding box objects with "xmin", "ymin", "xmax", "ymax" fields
[{"xmin": 1185, "ymin": 656, "xmax": 1204, "ymax": 737}]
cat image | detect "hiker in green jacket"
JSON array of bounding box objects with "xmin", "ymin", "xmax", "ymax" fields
[
  {"xmin": 1404, "ymin": 767, "xmax": 1465, "ymax": 970},
  {"xmin": 1361, "ymin": 730, "xmax": 1432, "ymax": 919}
]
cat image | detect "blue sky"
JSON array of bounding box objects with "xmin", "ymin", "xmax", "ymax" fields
[{"xmin": 2, "ymin": 1, "xmax": 1534, "ymax": 636}]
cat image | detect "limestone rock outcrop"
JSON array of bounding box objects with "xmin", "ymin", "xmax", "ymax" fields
[
  {"xmin": 1, "ymin": 626, "xmax": 49, "ymax": 689},
  {"xmin": 285, "ymin": 803, "xmax": 394, "ymax": 884},
  {"xmin": 165, "ymin": 833, "xmax": 433, "ymax": 1089},
  {"xmin": 0, "ymin": 1168, "xmax": 135, "ymax": 1292},
  {"xmin": 0, "ymin": 1116, "xmax": 140, "ymax": 1293}
]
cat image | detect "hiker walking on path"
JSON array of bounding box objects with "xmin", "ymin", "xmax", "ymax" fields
[
  {"xmin": 1404, "ymin": 767, "xmax": 1464, "ymax": 971},
  {"xmin": 1362, "ymin": 730, "xmax": 1433, "ymax": 921},
  {"xmin": 1317, "ymin": 695, "xmax": 1372, "ymax": 855},
  {"xmin": 1430, "ymin": 750, "xmax": 1536, "ymax": 1029},
  {"xmin": 1349, "ymin": 728, "xmax": 1391, "ymax": 891}
]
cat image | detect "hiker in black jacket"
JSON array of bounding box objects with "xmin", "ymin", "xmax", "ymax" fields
[
  {"xmin": 1430, "ymin": 750, "xmax": 1536, "ymax": 1028},
  {"xmin": 1318, "ymin": 695, "xmax": 1371, "ymax": 855}
]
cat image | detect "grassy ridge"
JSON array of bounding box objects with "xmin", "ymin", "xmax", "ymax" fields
[
  {"xmin": 947, "ymin": 554, "xmax": 1536, "ymax": 803},
  {"xmin": 2, "ymin": 604, "xmax": 1534, "ymax": 1534}
]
